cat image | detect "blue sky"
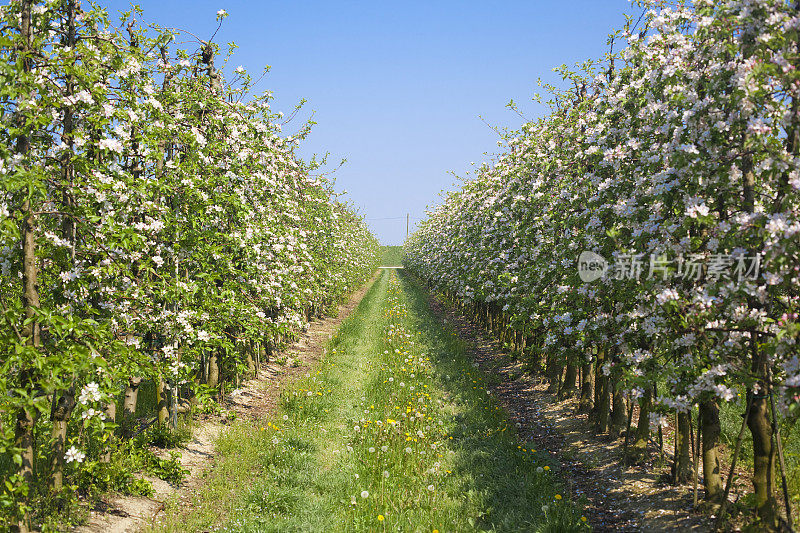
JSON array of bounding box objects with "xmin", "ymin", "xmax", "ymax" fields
[{"xmin": 103, "ymin": 0, "xmax": 636, "ymax": 245}]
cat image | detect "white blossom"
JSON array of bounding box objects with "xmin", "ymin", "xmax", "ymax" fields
[
  {"xmin": 98, "ymin": 138, "xmax": 123, "ymax": 153},
  {"xmin": 78, "ymin": 382, "xmax": 102, "ymax": 405},
  {"xmin": 64, "ymin": 446, "xmax": 86, "ymax": 463}
]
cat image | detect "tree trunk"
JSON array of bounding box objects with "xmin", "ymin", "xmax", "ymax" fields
[
  {"xmin": 700, "ymin": 399, "xmax": 723, "ymax": 503},
  {"xmin": 748, "ymin": 387, "xmax": 777, "ymax": 528},
  {"xmin": 528, "ymin": 335, "xmax": 541, "ymax": 372},
  {"xmin": 628, "ymin": 386, "xmax": 652, "ymax": 462},
  {"xmin": 737, "ymin": 18, "xmax": 778, "ymax": 517},
  {"xmin": 59, "ymin": 0, "xmax": 77, "ymax": 265},
  {"xmin": 546, "ymin": 352, "xmax": 560, "ymax": 393},
  {"xmin": 560, "ymin": 361, "xmax": 578, "ymax": 400},
  {"xmin": 12, "ymin": 404, "xmax": 34, "ymax": 533},
  {"xmin": 13, "ymin": 5, "xmax": 36, "ymax": 531},
  {"xmin": 101, "ymin": 401, "xmax": 116, "ymax": 462},
  {"xmin": 49, "ymin": 388, "xmax": 76, "ymax": 491},
  {"xmin": 264, "ymin": 336, "xmax": 273, "ymax": 362},
  {"xmin": 672, "ymin": 411, "xmax": 692, "ymax": 484},
  {"xmin": 122, "ymin": 376, "xmax": 143, "ymax": 438},
  {"xmin": 15, "ymin": 198, "xmax": 39, "ymax": 490},
  {"xmin": 207, "ymin": 352, "xmax": 220, "ymax": 389},
  {"xmin": 610, "ymin": 363, "xmax": 627, "ymax": 435},
  {"xmin": 50, "ymin": 0, "xmax": 79, "ymax": 489},
  {"xmin": 594, "ymin": 376, "xmax": 610, "ymax": 433},
  {"xmin": 245, "ymin": 341, "xmax": 256, "ymax": 374},
  {"xmin": 578, "ymin": 361, "xmax": 593, "ymax": 413},
  {"xmin": 744, "ymin": 331, "xmax": 778, "ymax": 528},
  {"xmin": 593, "ymin": 347, "xmax": 610, "ymax": 432},
  {"xmin": 748, "ymin": 392, "xmax": 777, "ymax": 527},
  {"xmin": 156, "ymin": 378, "xmax": 169, "ymax": 425}
]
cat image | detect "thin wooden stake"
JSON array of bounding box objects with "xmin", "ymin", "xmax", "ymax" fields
[
  {"xmin": 670, "ymin": 411, "xmax": 677, "ymax": 479},
  {"xmin": 693, "ymin": 406, "xmax": 702, "ymax": 507},
  {"xmin": 690, "ymin": 406, "xmax": 696, "ymax": 461},
  {"xmin": 169, "ymin": 380, "xmax": 178, "ymax": 430},
  {"xmin": 767, "ymin": 366, "xmax": 794, "ymax": 531},
  {"xmin": 715, "ymin": 391, "xmax": 754, "ymax": 531}
]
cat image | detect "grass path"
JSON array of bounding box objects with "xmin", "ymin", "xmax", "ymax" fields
[
  {"xmin": 149, "ymin": 270, "xmax": 587, "ymax": 532},
  {"xmin": 379, "ymin": 245, "xmax": 404, "ymax": 267}
]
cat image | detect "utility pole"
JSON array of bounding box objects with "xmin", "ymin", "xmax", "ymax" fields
[{"xmin": 406, "ymin": 213, "xmax": 409, "ymax": 240}]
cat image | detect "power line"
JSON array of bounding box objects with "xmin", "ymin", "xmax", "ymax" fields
[{"xmin": 366, "ymin": 216, "xmax": 424, "ymax": 221}]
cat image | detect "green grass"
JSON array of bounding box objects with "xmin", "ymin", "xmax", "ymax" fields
[
  {"xmin": 380, "ymin": 245, "xmax": 404, "ymax": 267},
  {"xmin": 149, "ymin": 269, "xmax": 587, "ymax": 532}
]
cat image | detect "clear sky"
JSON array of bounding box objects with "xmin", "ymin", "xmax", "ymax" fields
[{"xmin": 102, "ymin": 0, "xmax": 636, "ymax": 245}]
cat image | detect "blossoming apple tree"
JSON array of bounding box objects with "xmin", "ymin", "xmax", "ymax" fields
[
  {"xmin": 406, "ymin": 0, "xmax": 799, "ymax": 528},
  {"xmin": 0, "ymin": 1, "xmax": 379, "ymax": 529}
]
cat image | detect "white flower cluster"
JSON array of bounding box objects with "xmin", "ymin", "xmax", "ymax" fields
[
  {"xmin": 78, "ymin": 382, "xmax": 102, "ymax": 405},
  {"xmin": 64, "ymin": 446, "xmax": 85, "ymax": 463},
  {"xmin": 62, "ymin": 89, "xmax": 93, "ymax": 107}
]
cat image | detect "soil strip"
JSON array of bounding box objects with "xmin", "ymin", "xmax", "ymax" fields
[{"xmin": 424, "ymin": 292, "xmax": 713, "ymax": 533}]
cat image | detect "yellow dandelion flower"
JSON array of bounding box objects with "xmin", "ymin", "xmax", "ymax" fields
[{"xmin": 555, "ymin": 494, "xmax": 562, "ymax": 500}]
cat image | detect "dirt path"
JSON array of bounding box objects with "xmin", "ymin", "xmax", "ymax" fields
[
  {"xmin": 75, "ymin": 274, "xmax": 377, "ymax": 533},
  {"xmin": 425, "ymin": 293, "xmax": 713, "ymax": 533}
]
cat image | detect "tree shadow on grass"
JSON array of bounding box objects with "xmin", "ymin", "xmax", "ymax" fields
[{"xmin": 398, "ymin": 272, "xmax": 587, "ymax": 533}]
